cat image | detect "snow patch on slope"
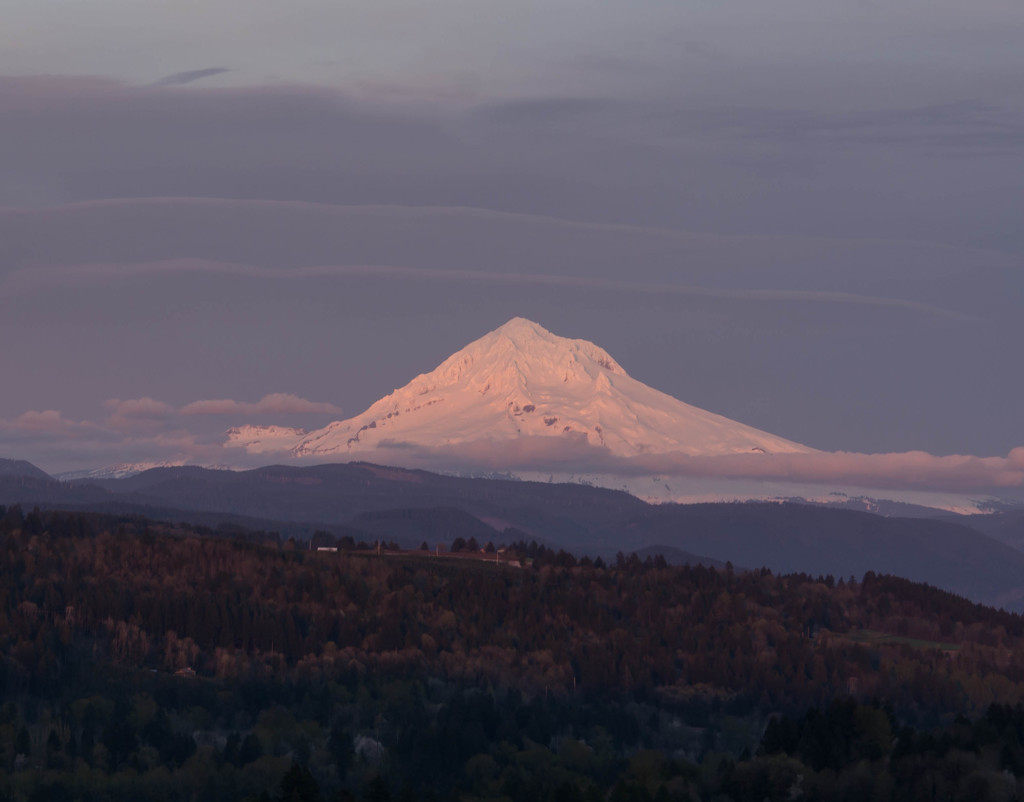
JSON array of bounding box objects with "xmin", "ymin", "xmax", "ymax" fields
[
  {"xmin": 55, "ymin": 460, "xmax": 190, "ymax": 481},
  {"xmin": 56, "ymin": 460, "xmax": 239, "ymax": 481},
  {"xmin": 223, "ymin": 425, "xmax": 308, "ymax": 455}
]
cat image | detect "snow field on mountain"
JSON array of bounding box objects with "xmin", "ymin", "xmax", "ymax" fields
[{"xmin": 227, "ymin": 317, "xmax": 812, "ymax": 459}]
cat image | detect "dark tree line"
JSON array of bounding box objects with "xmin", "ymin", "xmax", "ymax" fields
[{"xmin": 3, "ymin": 506, "xmax": 1024, "ymax": 800}]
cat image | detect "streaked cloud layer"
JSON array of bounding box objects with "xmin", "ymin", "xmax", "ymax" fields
[
  {"xmin": 1, "ymin": 192, "xmax": 1019, "ymax": 468},
  {"xmin": 1, "ymin": 0, "xmax": 1022, "ymax": 485}
]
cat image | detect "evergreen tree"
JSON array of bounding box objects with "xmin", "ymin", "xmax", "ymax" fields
[
  {"xmin": 361, "ymin": 776, "xmax": 391, "ymax": 802},
  {"xmin": 278, "ymin": 761, "xmax": 322, "ymax": 802}
]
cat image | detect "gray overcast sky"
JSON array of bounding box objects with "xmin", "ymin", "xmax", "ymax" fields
[{"xmin": 1, "ymin": 0, "xmax": 1022, "ymax": 475}]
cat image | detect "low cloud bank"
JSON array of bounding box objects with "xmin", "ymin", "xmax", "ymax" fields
[
  {"xmin": 0, "ymin": 393, "xmax": 341, "ymax": 473},
  {"xmin": 7, "ymin": 410, "xmax": 97, "ymax": 436},
  {"xmin": 629, "ymin": 448, "xmax": 1024, "ymax": 492},
  {"xmin": 3, "ymin": 402, "xmax": 1022, "ymax": 495},
  {"xmin": 368, "ymin": 437, "xmax": 1024, "ymax": 494}
]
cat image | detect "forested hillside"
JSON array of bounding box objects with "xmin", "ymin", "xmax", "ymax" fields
[
  {"xmin": 6, "ymin": 461, "xmax": 1024, "ymax": 608},
  {"xmin": 4, "ymin": 505, "xmax": 1024, "ymax": 800}
]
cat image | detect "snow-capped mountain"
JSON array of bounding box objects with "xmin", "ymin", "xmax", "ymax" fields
[
  {"xmin": 54, "ymin": 460, "xmax": 232, "ymax": 481},
  {"xmin": 226, "ymin": 317, "xmax": 811, "ymax": 459}
]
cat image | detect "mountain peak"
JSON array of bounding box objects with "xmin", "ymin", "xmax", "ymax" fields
[
  {"xmin": 0, "ymin": 458, "xmax": 53, "ymax": 482},
  {"xmin": 227, "ymin": 318, "xmax": 811, "ymax": 460},
  {"xmin": 489, "ymin": 317, "xmax": 570, "ymax": 348},
  {"xmin": 433, "ymin": 317, "xmax": 624, "ymax": 388},
  {"xmin": 494, "ymin": 316, "xmax": 547, "ymax": 336}
]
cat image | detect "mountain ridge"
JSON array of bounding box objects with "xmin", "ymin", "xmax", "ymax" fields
[
  {"xmin": 3, "ymin": 458, "xmax": 1024, "ymax": 607},
  {"xmin": 0, "ymin": 457, "xmax": 54, "ymax": 481}
]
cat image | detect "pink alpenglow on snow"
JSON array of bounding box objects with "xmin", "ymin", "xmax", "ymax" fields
[
  {"xmin": 226, "ymin": 317, "xmax": 813, "ymax": 459},
  {"xmin": 222, "ymin": 318, "xmax": 1024, "ymax": 505}
]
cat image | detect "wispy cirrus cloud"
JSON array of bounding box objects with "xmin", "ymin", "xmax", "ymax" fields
[
  {"xmin": 151, "ymin": 68, "xmax": 230, "ymax": 88},
  {"xmin": 0, "ymin": 258, "xmax": 976, "ymax": 321},
  {"xmin": 1, "ymin": 73, "xmax": 1022, "ymax": 465}
]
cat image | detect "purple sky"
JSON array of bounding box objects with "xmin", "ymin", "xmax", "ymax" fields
[{"xmin": 1, "ymin": 1, "xmax": 1022, "ymax": 484}]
